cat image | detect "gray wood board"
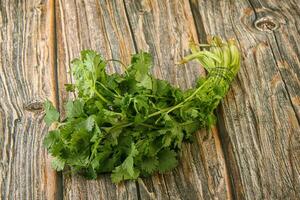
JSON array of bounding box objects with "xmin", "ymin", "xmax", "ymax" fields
[{"xmin": 1, "ymin": 0, "xmax": 299, "ymax": 199}]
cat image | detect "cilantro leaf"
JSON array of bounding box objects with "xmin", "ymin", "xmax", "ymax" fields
[
  {"xmin": 157, "ymin": 149, "xmax": 178, "ymax": 173},
  {"xmin": 66, "ymin": 99, "xmax": 84, "ymax": 118},
  {"xmin": 84, "ymin": 116, "xmax": 95, "ymax": 132},
  {"xmin": 128, "ymin": 52, "xmax": 153, "ymax": 89},
  {"xmin": 130, "ymin": 52, "xmax": 152, "ymax": 81},
  {"xmin": 111, "ymin": 143, "xmax": 140, "ymax": 183},
  {"xmin": 51, "ymin": 157, "xmax": 65, "ymax": 171},
  {"xmin": 140, "ymin": 156, "xmax": 159, "ymax": 174},
  {"xmin": 44, "ymin": 100, "xmax": 59, "ymax": 126},
  {"xmin": 43, "ymin": 130, "xmax": 60, "ymax": 149}
]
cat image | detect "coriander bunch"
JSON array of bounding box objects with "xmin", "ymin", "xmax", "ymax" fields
[{"xmin": 44, "ymin": 36, "xmax": 240, "ymax": 183}]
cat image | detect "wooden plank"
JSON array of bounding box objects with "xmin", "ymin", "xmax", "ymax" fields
[
  {"xmin": 0, "ymin": 0, "xmax": 59, "ymax": 199},
  {"xmin": 56, "ymin": 0, "xmax": 138, "ymax": 199},
  {"xmin": 57, "ymin": 0, "xmax": 231, "ymax": 199},
  {"xmin": 124, "ymin": 0, "xmax": 231, "ymax": 199},
  {"xmin": 189, "ymin": 0, "xmax": 300, "ymax": 199}
]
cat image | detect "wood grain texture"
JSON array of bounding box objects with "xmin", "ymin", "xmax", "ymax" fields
[
  {"xmin": 56, "ymin": 0, "xmax": 138, "ymax": 199},
  {"xmin": 189, "ymin": 0, "xmax": 300, "ymax": 199},
  {"xmin": 2, "ymin": 0, "xmax": 299, "ymax": 199},
  {"xmin": 56, "ymin": 0, "xmax": 231, "ymax": 199},
  {"xmin": 124, "ymin": 0, "xmax": 231, "ymax": 199},
  {"xmin": 0, "ymin": 0, "xmax": 59, "ymax": 199}
]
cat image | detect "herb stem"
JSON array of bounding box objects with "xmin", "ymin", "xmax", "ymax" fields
[
  {"xmin": 93, "ymin": 88, "xmax": 109, "ymax": 103},
  {"xmin": 96, "ymin": 81, "xmax": 122, "ymax": 98},
  {"xmin": 139, "ymin": 123, "xmax": 159, "ymax": 129},
  {"xmin": 147, "ymin": 81, "xmax": 208, "ymax": 118},
  {"xmin": 106, "ymin": 59, "xmax": 128, "ymax": 76}
]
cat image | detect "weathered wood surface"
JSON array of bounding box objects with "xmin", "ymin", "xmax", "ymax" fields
[
  {"xmin": 56, "ymin": 0, "xmax": 230, "ymax": 199},
  {"xmin": 0, "ymin": 0, "xmax": 60, "ymax": 199},
  {"xmin": 189, "ymin": 0, "xmax": 300, "ymax": 199},
  {"xmin": 1, "ymin": 0, "xmax": 300, "ymax": 199}
]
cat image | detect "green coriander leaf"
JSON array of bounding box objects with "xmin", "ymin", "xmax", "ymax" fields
[
  {"xmin": 49, "ymin": 140, "xmax": 64, "ymax": 157},
  {"xmin": 90, "ymin": 141, "xmax": 112, "ymax": 170},
  {"xmin": 51, "ymin": 157, "xmax": 65, "ymax": 171},
  {"xmin": 181, "ymin": 121, "xmax": 200, "ymax": 140},
  {"xmin": 84, "ymin": 115, "xmax": 95, "ymax": 132},
  {"xmin": 152, "ymin": 79, "xmax": 171, "ymax": 96},
  {"xmin": 43, "ymin": 130, "xmax": 60, "ymax": 149},
  {"xmin": 84, "ymin": 166, "xmax": 97, "ymax": 179},
  {"xmin": 59, "ymin": 120, "xmax": 77, "ymax": 141},
  {"xmin": 100, "ymin": 157, "xmax": 118, "ymax": 173},
  {"xmin": 111, "ymin": 143, "xmax": 140, "ymax": 183},
  {"xmin": 157, "ymin": 149, "xmax": 178, "ymax": 173},
  {"xmin": 140, "ymin": 156, "xmax": 159, "ymax": 174},
  {"xmin": 130, "ymin": 52, "xmax": 152, "ymax": 80},
  {"xmin": 44, "ymin": 100, "xmax": 59, "ymax": 126},
  {"xmin": 111, "ymin": 165, "xmax": 140, "ymax": 183},
  {"xmin": 90, "ymin": 124, "xmax": 102, "ymax": 143},
  {"xmin": 65, "ymin": 84, "xmax": 75, "ymax": 92},
  {"xmin": 66, "ymin": 99, "xmax": 84, "ymax": 118},
  {"xmin": 137, "ymin": 75, "xmax": 152, "ymax": 90},
  {"xmin": 69, "ymin": 129, "xmax": 90, "ymax": 150},
  {"xmin": 128, "ymin": 52, "xmax": 153, "ymax": 90}
]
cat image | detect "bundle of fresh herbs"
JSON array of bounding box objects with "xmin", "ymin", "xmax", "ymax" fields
[{"xmin": 44, "ymin": 36, "xmax": 240, "ymax": 183}]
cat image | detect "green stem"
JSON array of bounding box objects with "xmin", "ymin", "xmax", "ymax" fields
[
  {"xmin": 56, "ymin": 122, "xmax": 67, "ymax": 128},
  {"xmin": 106, "ymin": 59, "xmax": 128, "ymax": 76},
  {"xmin": 147, "ymin": 68, "xmax": 232, "ymax": 119},
  {"xmin": 179, "ymin": 121, "xmax": 196, "ymax": 126},
  {"xmin": 108, "ymin": 122, "xmax": 134, "ymax": 132},
  {"xmin": 147, "ymin": 81, "xmax": 209, "ymax": 118},
  {"xmin": 139, "ymin": 123, "xmax": 159, "ymax": 129},
  {"xmin": 143, "ymin": 94, "xmax": 168, "ymax": 99},
  {"xmin": 93, "ymin": 88, "xmax": 109, "ymax": 103},
  {"xmin": 96, "ymin": 81, "xmax": 122, "ymax": 98}
]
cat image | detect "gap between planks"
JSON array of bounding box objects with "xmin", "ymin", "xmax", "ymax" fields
[{"xmin": 46, "ymin": 0, "xmax": 63, "ymax": 199}]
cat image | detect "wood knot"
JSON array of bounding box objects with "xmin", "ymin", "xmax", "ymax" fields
[
  {"xmin": 24, "ymin": 101, "xmax": 44, "ymax": 113},
  {"xmin": 242, "ymin": 8, "xmax": 285, "ymax": 33},
  {"xmin": 254, "ymin": 17, "xmax": 279, "ymax": 32}
]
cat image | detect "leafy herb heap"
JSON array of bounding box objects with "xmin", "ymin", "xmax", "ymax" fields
[{"xmin": 44, "ymin": 37, "xmax": 240, "ymax": 183}]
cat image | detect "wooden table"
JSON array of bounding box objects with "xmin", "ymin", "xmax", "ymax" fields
[{"xmin": 1, "ymin": 0, "xmax": 299, "ymax": 199}]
